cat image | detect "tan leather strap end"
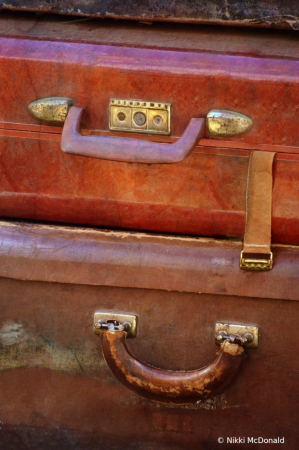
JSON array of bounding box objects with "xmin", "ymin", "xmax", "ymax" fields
[{"xmin": 240, "ymin": 151, "xmax": 276, "ymax": 271}]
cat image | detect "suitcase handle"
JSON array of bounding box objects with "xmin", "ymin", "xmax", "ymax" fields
[
  {"xmin": 99, "ymin": 330, "xmax": 245, "ymax": 405},
  {"xmin": 61, "ymin": 106, "xmax": 205, "ymax": 164}
]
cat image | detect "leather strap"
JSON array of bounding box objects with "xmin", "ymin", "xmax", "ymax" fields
[{"xmin": 241, "ymin": 151, "xmax": 276, "ymax": 269}]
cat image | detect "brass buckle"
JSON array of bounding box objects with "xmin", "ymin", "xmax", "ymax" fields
[{"xmin": 240, "ymin": 251, "xmax": 273, "ymax": 271}]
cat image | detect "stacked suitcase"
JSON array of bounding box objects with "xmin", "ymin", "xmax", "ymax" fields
[{"xmin": 0, "ymin": 6, "xmax": 299, "ymax": 449}]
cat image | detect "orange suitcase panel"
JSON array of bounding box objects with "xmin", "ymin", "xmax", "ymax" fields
[{"xmin": 1, "ymin": 17, "xmax": 299, "ymax": 243}]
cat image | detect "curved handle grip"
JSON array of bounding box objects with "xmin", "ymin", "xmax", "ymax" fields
[
  {"xmin": 101, "ymin": 331, "xmax": 245, "ymax": 405},
  {"xmin": 61, "ymin": 107, "xmax": 205, "ymax": 164}
]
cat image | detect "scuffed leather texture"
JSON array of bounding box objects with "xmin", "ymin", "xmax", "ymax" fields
[
  {"xmin": 1, "ymin": 30, "xmax": 299, "ymax": 240},
  {"xmin": 0, "ymin": 220, "xmax": 298, "ymax": 301},
  {"xmin": 101, "ymin": 331, "xmax": 245, "ymax": 404},
  {"xmin": 0, "ymin": 0, "xmax": 299, "ymax": 29},
  {"xmin": 0, "ymin": 271, "xmax": 298, "ymax": 448}
]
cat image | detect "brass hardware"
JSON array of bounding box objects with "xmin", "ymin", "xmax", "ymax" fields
[
  {"xmin": 215, "ymin": 323, "xmax": 259, "ymax": 349},
  {"xmin": 216, "ymin": 331, "xmax": 253, "ymax": 346},
  {"xmin": 133, "ymin": 112, "xmax": 147, "ymax": 126},
  {"xmin": 109, "ymin": 99, "xmax": 171, "ymax": 135},
  {"xmin": 93, "ymin": 312, "xmax": 137, "ymax": 338},
  {"xmin": 207, "ymin": 109, "xmax": 253, "ymax": 137},
  {"xmin": 28, "ymin": 97, "xmax": 73, "ymax": 125},
  {"xmin": 240, "ymin": 251, "xmax": 273, "ymax": 271}
]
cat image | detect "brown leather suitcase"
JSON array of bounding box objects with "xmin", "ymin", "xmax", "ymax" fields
[{"xmin": 0, "ymin": 220, "xmax": 298, "ymax": 449}]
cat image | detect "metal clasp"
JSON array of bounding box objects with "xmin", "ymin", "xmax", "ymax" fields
[
  {"xmin": 240, "ymin": 251, "xmax": 273, "ymax": 271},
  {"xmin": 93, "ymin": 313, "xmax": 137, "ymax": 338},
  {"xmin": 28, "ymin": 97, "xmax": 73, "ymax": 125},
  {"xmin": 94, "ymin": 320, "xmax": 132, "ymax": 332},
  {"xmin": 207, "ymin": 109, "xmax": 253, "ymax": 137},
  {"xmin": 215, "ymin": 323, "xmax": 259, "ymax": 349}
]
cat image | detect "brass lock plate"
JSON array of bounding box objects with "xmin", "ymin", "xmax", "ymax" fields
[
  {"xmin": 215, "ymin": 323, "xmax": 259, "ymax": 349},
  {"xmin": 109, "ymin": 99, "xmax": 171, "ymax": 135},
  {"xmin": 93, "ymin": 312, "xmax": 137, "ymax": 338}
]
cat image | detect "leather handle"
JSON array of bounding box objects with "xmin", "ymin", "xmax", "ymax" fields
[
  {"xmin": 101, "ymin": 331, "xmax": 245, "ymax": 405},
  {"xmin": 61, "ymin": 107, "xmax": 205, "ymax": 164}
]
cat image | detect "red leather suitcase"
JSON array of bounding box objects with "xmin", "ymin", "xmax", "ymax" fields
[{"xmin": 1, "ymin": 13, "xmax": 299, "ymax": 246}]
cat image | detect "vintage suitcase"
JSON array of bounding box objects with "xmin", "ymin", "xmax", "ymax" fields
[
  {"xmin": 0, "ymin": 219, "xmax": 298, "ymax": 449},
  {"xmin": 1, "ymin": 11, "xmax": 299, "ymax": 449},
  {"xmin": 1, "ymin": 12, "xmax": 299, "ymax": 246}
]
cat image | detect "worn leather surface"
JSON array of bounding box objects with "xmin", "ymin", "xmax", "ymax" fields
[
  {"xmin": 101, "ymin": 331, "xmax": 244, "ymax": 404},
  {"xmin": 0, "ymin": 220, "xmax": 298, "ymax": 301},
  {"xmin": 0, "ymin": 277, "xmax": 298, "ymax": 448},
  {"xmin": 243, "ymin": 151, "xmax": 276, "ymax": 255},
  {"xmin": 1, "ymin": 31, "xmax": 299, "ymax": 239},
  {"xmin": 0, "ymin": 1, "xmax": 299, "ymax": 29},
  {"xmin": 2, "ymin": 37, "xmax": 299, "ymax": 145},
  {"xmin": 1, "ymin": 138, "xmax": 299, "ymax": 244},
  {"xmin": 1, "ymin": 12, "xmax": 299, "ymax": 58}
]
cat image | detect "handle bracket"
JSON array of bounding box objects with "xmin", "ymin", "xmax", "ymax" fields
[
  {"xmin": 94, "ymin": 312, "xmax": 137, "ymax": 338},
  {"xmin": 215, "ymin": 323, "xmax": 259, "ymax": 349}
]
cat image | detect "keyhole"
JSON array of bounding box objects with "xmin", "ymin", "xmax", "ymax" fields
[
  {"xmin": 117, "ymin": 112, "xmax": 126, "ymax": 121},
  {"xmin": 153, "ymin": 115, "xmax": 163, "ymax": 125},
  {"xmin": 133, "ymin": 112, "xmax": 146, "ymax": 126}
]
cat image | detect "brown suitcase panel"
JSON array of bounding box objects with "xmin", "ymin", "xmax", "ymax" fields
[
  {"xmin": 0, "ymin": 221, "xmax": 298, "ymax": 448},
  {"xmin": 0, "ymin": 221, "xmax": 298, "ymax": 301}
]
